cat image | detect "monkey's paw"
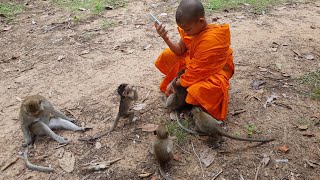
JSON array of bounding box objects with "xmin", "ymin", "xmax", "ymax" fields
[{"xmin": 57, "ymin": 137, "xmax": 68, "ymax": 144}]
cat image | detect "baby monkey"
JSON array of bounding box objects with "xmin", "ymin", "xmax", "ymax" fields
[
  {"xmin": 109, "ymin": 83, "xmax": 138, "ymax": 132},
  {"xmin": 191, "ymin": 107, "xmax": 275, "ymax": 148},
  {"xmin": 80, "ymin": 83, "xmax": 138, "ymax": 141},
  {"xmin": 164, "ymin": 69, "xmax": 190, "ymax": 110},
  {"xmin": 152, "ymin": 123, "xmax": 173, "ymax": 180},
  {"xmin": 19, "ymin": 95, "xmax": 89, "ymax": 147}
]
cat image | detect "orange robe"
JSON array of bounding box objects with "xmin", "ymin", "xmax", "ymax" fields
[{"xmin": 155, "ymin": 24, "xmax": 234, "ymax": 121}]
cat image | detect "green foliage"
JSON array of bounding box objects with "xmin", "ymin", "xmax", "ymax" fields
[
  {"xmin": 53, "ymin": 0, "xmax": 127, "ymax": 14},
  {"xmin": 166, "ymin": 119, "xmax": 190, "ymax": 143},
  {"xmin": 0, "ymin": 2, "xmax": 23, "ymax": 19},
  {"xmin": 203, "ymin": 0, "xmax": 284, "ymax": 13},
  {"xmin": 245, "ymin": 124, "xmax": 255, "ymax": 138},
  {"xmin": 300, "ymin": 70, "xmax": 320, "ymax": 100}
]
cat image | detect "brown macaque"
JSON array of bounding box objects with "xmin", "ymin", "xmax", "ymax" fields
[
  {"xmin": 152, "ymin": 123, "xmax": 173, "ymax": 180},
  {"xmin": 191, "ymin": 107, "xmax": 275, "ymax": 148},
  {"xmin": 19, "ymin": 95, "xmax": 90, "ymax": 147},
  {"xmin": 164, "ymin": 69, "xmax": 191, "ymax": 111},
  {"xmin": 79, "ymin": 84, "xmax": 138, "ymax": 141}
]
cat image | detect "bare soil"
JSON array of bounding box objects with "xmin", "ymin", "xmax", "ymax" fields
[{"xmin": 0, "ymin": 0, "xmax": 319, "ymax": 179}]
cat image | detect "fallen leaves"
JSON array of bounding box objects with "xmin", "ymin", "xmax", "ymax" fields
[
  {"xmin": 59, "ymin": 151, "xmax": 75, "ymax": 173},
  {"xmin": 200, "ymin": 150, "xmax": 215, "ymax": 167},
  {"xmin": 278, "ymin": 145, "xmax": 290, "ymax": 153},
  {"xmin": 298, "ymin": 124, "xmax": 309, "ymax": 131},
  {"xmin": 132, "ymin": 103, "xmax": 147, "ymax": 111},
  {"xmin": 138, "ymin": 123, "xmax": 158, "ymax": 132}
]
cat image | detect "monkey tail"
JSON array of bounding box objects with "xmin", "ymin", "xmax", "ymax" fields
[
  {"xmin": 159, "ymin": 164, "xmax": 172, "ymax": 180},
  {"xmin": 175, "ymin": 111, "xmax": 205, "ymax": 135},
  {"xmin": 216, "ymin": 128, "xmax": 275, "ymax": 143},
  {"xmin": 23, "ymin": 149, "xmax": 54, "ymax": 173}
]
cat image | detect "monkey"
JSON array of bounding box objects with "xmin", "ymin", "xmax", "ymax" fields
[
  {"xmin": 22, "ymin": 148, "xmax": 54, "ymax": 172},
  {"xmin": 19, "ymin": 95, "xmax": 90, "ymax": 147},
  {"xmin": 109, "ymin": 83, "xmax": 138, "ymax": 132},
  {"xmin": 164, "ymin": 69, "xmax": 191, "ymax": 111},
  {"xmin": 152, "ymin": 123, "xmax": 173, "ymax": 180},
  {"xmin": 190, "ymin": 107, "xmax": 275, "ymax": 148},
  {"xmin": 78, "ymin": 83, "xmax": 138, "ymax": 141}
]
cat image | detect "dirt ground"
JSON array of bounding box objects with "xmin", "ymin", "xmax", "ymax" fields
[{"xmin": 0, "ymin": 0, "xmax": 320, "ymax": 179}]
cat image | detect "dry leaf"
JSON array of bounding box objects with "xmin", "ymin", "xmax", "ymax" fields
[
  {"xmin": 151, "ymin": 175, "xmax": 157, "ymax": 180},
  {"xmin": 138, "ymin": 124, "xmax": 158, "ymax": 132},
  {"xmin": 80, "ymin": 50, "xmax": 90, "ymax": 55},
  {"xmin": 251, "ymin": 80, "xmax": 266, "ymax": 90},
  {"xmin": 138, "ymin": 173, "xmax": 152, "ymax": 178},
  {"xmin": 305, "ymin": 54, "xmax": 315, "ymax": 60},
  {"xmin": 143, "ymin": 44, "xmax": 152, "ymax": 50},
  {"xmin": 95, "ymin": 142, "xmax": 102, "ymax": 149},
  {"xmin": 132, "ymin": 103, "xmax": 147, "ymax": 111},
  {"xmin": 200, "ymin": 150, "xmax": 215, "ymax": 167},
  {"xmin": 261, "ymin": 154, "xmax": 270, "ymax": 166},
  {"xmin": 59, "ymin": 151, "xmax": 75, "ymax": 172},
  {"xmin": 2, "ymin": 26, "xmax": 12, "ymax": 31},
  {"xmin": 298, "ymin": 125, "xmax": 309, "ymax": 130},
  {"xmin": 173, "ymin": 153, "xmax": 181, "ymax": 161},
  {"xmin": 278, "ymin": 145, "xmax": 290, "ymax": 153}
]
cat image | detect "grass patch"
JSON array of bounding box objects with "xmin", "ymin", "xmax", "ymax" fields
[
  {"xmin": 0, "ymin": 2, "xmax": 23, "ymax": 19},
  {"xmin": 167, "ymin": 119, "xmax": 190, "ymax": 143},
  {"xmin": 300, "ymin": 70, "xmax": 320, "ymax": 100},
  {"xmin": 203, "ymin": 0, "xmax": 285, "ymax": 13},
  {"xmin": 102, "ymin": 19, "xmax": 116, "ymax": 29},
  {"xmin": 53, "ymin": 0, "xmax": 127, "ymax": 14}
]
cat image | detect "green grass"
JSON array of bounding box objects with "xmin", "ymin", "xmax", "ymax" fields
[
  {"xmin": 53, "ymin": 0, "xmax": 127, "ymax": 14},
  {"xmin": 0, "ymin": 2, "xmax": 23, "ymax": 19},
  {"xmin": 300, "ymin": 70, "xmax": 320, "ymax": 100},
  {"xmin": 102, "ymin": 19, "xmax": 116, "ymax": 29},
  {"xmin": 203, "ymin": 0, "xmax": 285, "ymax": 12},
  {"xmin": 167, "ymin": 119, "xmax": 190, "ymax": 143}
]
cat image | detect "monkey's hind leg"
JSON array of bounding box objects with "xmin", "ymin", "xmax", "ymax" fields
[
  {"xmin": 30, "ymin": 121, "xmax": 68, "ymax": 144},
  {"xmin": 49, "ymin": 118, "xmax": 89, "ymax": 132},
  {"xmin": 53, "ymin": 109, "xmax": 75, "ymax": 122}
]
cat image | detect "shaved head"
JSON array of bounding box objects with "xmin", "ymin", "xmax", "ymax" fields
[{"xmin": 176, "ymin": 0, "xmax": 205, "ymax": 25}]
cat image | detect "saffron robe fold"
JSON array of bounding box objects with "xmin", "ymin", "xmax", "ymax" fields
[{"xmin": 155, "ymin": 24, "xmax": 234, "ymax": 120}]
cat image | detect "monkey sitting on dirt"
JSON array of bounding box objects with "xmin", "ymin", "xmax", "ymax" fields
[
  {"xmin": 152, "ymin": 123, "xmax": 174, "ymax": 180},
  {"xmin": 19, "ymin": 95, "xmax": 90, "ymax": 147}
]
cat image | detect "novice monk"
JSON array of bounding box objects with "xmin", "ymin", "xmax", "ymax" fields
[{"xmin": 154, "ymin": 0, "xmax": 234, "ymax": 121}]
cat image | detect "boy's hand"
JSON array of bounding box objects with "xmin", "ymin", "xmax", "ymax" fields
[
  {"xmin": 155, "ymin": 23, "xmax": 168, "ymax": 40},
  {"xmin": 166, "ymin": 83, "xmax": 174, "ymax": 95}
]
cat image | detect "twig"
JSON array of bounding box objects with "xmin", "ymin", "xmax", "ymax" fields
[
  {"xmin": 254, "ymin": 162, "xmax": 262, "ymax": 180},
  {"xmin": 54, "ymin": 144, "xmax": 67, "ymax": 149},
  {"xmin": 212, "ymin": 170, "xmax": 223, "ymax": 180},
  {"xmin": 46, "ymin": 173, "xmax": 52, "ymax": 180},
  {"xmin": 1, "ymin": 157, "xmax": 19, "ymax": 171},
  {"xmin": 176, "ymin": 144, "xmax": 191, "ymax": 155},
  {"xmin": 65, "ymin": 109, "xmax": 78, "ymax": 119},
  {"xmin": 232, "ymin": 109, "xmax": 246, "ymax": 116},
  {"xmin": 191, "ymin": 142, "xmax": 205, "ymax": 179}
]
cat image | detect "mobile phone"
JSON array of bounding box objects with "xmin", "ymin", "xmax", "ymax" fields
[{"xmin": 149, "ymin": 13, "xmax": 161, "ymax": 25}]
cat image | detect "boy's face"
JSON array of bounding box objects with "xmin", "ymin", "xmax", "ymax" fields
[{"xmin": 178, "ymin": 18, "xmax": 205, "ymax": 36}]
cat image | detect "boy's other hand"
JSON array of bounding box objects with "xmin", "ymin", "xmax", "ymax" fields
[{"xmin": 155, "ymin": 23, "xmax": 169, "ymax": 40}]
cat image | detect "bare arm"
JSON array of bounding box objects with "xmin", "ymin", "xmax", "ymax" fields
[{"xmin": 155, "ymin": 23, "xmax": 187, "ymax": 56}]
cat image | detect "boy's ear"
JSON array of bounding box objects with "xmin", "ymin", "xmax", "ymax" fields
[{"xmin": 199, "ymin": 17, "xmax": 205, "ymax": 23}]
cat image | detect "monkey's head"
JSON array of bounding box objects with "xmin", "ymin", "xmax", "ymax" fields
[
  {"xmin": 23, "ymin": 97, "xmax": 44, "ymax": 116},
  {"xmin": 154, "ymin": 124, "xmax": 169, "ymax": 139},
  {"xmin": 117, "ymin": 83, "xmax": 136, "ymax": 97}
]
